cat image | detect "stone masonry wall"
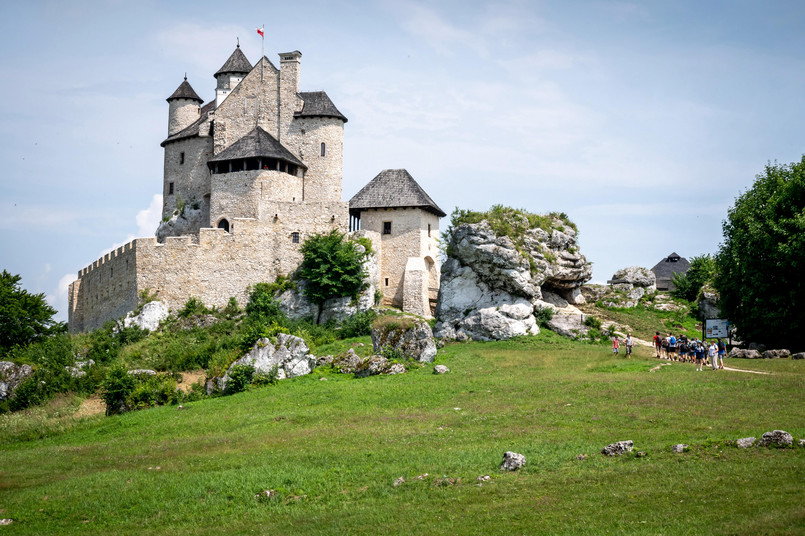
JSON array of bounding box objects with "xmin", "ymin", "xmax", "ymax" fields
[
  {"xmin": 168, "ymin": 99, "xmax": 200, "ymax": 137},
  {"xmin": 163, "ymin": 135, "xmax": 213, "ymax": 226},
  {"xmin": 286, "ymin": 117, "xmax": 344, "ymax": 203},
  {"xmin": 213, "ymin": 57, "xmax": 281, "ymax": 154},
  {"xmin": 210, "ymin": 169, "xmax": 304, "ymax": 225},
  {"xmin": 70, "ymin": 200, "xmax": 349, "ymax": 333},
  {"xmin": 68, "ymin": 242, "xmax": 139, "ymax": 333},
  {"xmin": 359, "ymin": 208, "xmax": 440, "ymax": 307}
]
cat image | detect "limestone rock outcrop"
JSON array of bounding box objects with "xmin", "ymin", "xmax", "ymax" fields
[
  {"xmin": 698, "ymin": 289, "xmax": 720, "ymax": 320},
  {"xmin": 371, "ymin": 318, "xmax": 437, "ymax": 363},
  {"xmin": 435, "ymin": 218, "xmax": 592, "ymax": 341},
  {"xmin": 583, "ymin": 266, "xmax": 657, "ymax": 308},
  {"xmin": 758, "ymin": 430, "xmax": 793, "ymax": 447},
  {"xmin": 155, "ymin": 205, "xmax": 204, "ymax": 242},
  {"xmin": 0, "ymin": 361, "xmax": 34, "ymax": 400},
  {"xmin": 123, "ymin": 301, "xmax": 169, "ymax": 332},
  {"xmin": 602, "ymin": 440, "xmax": 634, "ymax": 456},
  {"xmin": 221, "ymin": 334, "xmax": 315, "ymax": 391}
]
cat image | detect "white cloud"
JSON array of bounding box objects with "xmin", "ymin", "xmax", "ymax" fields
[
  {"xmin": 136, "ymin": 194, "xmax": 163, "ymax": 237},
  {"xmin": 48, "ymin": 272, "xmax": 77, "ymax": 322}
]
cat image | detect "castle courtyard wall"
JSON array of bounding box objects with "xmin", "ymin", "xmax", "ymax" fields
[{"xmin": 69, "ymin": 200, "xmax": 349, "ymax": 333}]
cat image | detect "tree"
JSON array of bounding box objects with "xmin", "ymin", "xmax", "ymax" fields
[
  {"xmin": 0, "ymin": 270, "xmax": 65, "ymax": 356},
  {"xmin": 714, "ymin": 157, "xmax": 805, "ymax": 349},
  {"xmin": 298, "ymin": 230, "xmax": 370, "ymax": 322},
  {"xmin": 671, "ymin": 254, "xmax": 716, "ymax": 302}
]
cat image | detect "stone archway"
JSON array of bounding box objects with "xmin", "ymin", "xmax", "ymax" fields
[{"xmin": 217, "ymin": 218, "xmax": 230, "ymax": 232}]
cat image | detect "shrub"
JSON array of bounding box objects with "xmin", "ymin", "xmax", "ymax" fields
[
  {"xmin": 534, "ymin": 307, "xmax": 555, "ymax": 327},
  {"xmin": 252, "ymin": 365, "xmax": 279, "ymax": 387},
  {"xmin": 178, "ymin": 297, "xmax": 210, "ymax": 318},
  {"xmin": 583, "ymin": 315, "xmax": 602, "ymax": 330},
  {"xmin": 226, "ymin": 364, "xmax": 255, "ymax": 395},
  {"xmin": 245, "ymin": 283, "xmax": 285, "ymax": 321},
  {"xmin": 223, "ymin": 297, "xmax": 241, "ymax": 318},
  {"xmin": 101, "ymin": 367, "xmax": 136, "ymax": 416},
  {"xmin": 338, "ymin": 310, "xmax": 378, "ymax": 338}
]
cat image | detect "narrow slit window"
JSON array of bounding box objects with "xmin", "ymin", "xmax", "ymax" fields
[
  {"xmin": 321, "ymin": 142, "xmax": 326, "ymax": 157},
  {"xmin": 292, "ymin": 232, "xmax": 300, "ymax": 243},
  {"xmin": 383, "ymin": 221, "xmax": 392, "ymax": 235},
  {"xmin": 180, "ymin": 152, "xmax": 185, "ymax": 164},
  {"xmin": 428, "ymin": 224, "xmax": 431, "ymax": 237},
  {"xmin": 169, "ymin": 182, "xmax": 174, "ymax": 195},
  {"xmin": 385, "ymin": 278, "xmax": 389, "ymax": 287}
]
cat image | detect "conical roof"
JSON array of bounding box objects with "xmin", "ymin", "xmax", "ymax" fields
[
  {"xmin": 208, "ymin": 126, "xmax": 306, "ymax": 169},
  {"xmin": 215, "ymin": 45, "xmax": 252, "ymax": 77},
  {"xmin": 166, "ymin": 77, "xmax": 203, "ymax": 103},
  {"xmin": 295, "ymin": 91, "xmax": 348, "ymax": 122},
  {"xmin": 349, "ymin": 169, "xmax": 445, "ymax": 217}
]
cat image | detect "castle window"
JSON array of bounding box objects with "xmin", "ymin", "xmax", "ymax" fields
[
  {"xmin": 292, "ymin": 232, "xmax": 300, "ymax": 243},
  {"xmin": 428, "ymin": 224, "xmax": 431, "ymax": 237},
  {"xmin": 321, "ymin": 142, "xmax": 326, "ymax": 157},
  {"xmin": 169, "ymin": 182, "xmax": 174, "ymax": 195},
  {"xmin": 217, "ymin": 219, "xmax": 230, "ymax": 232},
  {"xmin": 383, "ymin": 221, "xmax": 392, "ymax": 235},
  {"xmin": 385, "ymin": 278, "xmax": 389, "ymax": 286},
  {"xmin": 180, "ymin": 152, "xmax": 185, "ymax": 164}
]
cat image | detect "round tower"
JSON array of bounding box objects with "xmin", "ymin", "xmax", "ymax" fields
[
  {"xmin": 166, "ymin": 76, "xmax": 203, "ymax": 136},
  {"xmin": 214, "ymin": 44, "xmax": 253, "ymax": 108}
]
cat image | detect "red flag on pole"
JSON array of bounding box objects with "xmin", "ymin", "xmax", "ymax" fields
[{"xmin": 256, "ymin": 27, "xmax": 264, "ymax": 37}]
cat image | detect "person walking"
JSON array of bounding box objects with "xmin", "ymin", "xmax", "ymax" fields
[
  {"xmin": 716, "ymin": 338, "xmax": 726, "ymax": 369},
  {"xmin": 709, "ymin": 340, "xmax": 719, "ymax": 370},
  {"xmin": 612, "ymin": 336, "xmax": 620, "ymax": 356},
  {"xmin": 668, "ymin": 333, "xmax": 678, "ymax": 361},
  {"xmin": 694, "ymin": 340, "xmax": 705, "ymax": 371},
  {"xmin": 624, "ymin": 333, "xmax": 633, "ymax": 358},
  {"xmin": 653, "ymin": 331, "xmax": 662, "ymax": 358}
]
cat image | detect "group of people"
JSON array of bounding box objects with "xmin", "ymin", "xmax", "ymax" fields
[
  {"xmin": 611, "ymin": 334, "xmax": 634, "ymax": 357},
  {"xmin": 652, "ymin": 332, "xmax": 727, "ymax": 371}
]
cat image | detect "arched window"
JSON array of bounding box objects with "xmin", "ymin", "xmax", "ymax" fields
[
  {"xmin": 321, "ymin": 142, "xmax": 326, "ymax": 157},
  {"xmin": 217, "ymin": 219, "xmax": 230, "ymax": 232}
]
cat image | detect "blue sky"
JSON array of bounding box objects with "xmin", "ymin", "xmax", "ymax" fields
[{"xmin": 2, "ymin": 0, "xmax": 805, "ymax": 321}]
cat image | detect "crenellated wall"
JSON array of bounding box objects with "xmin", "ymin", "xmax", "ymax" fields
[{"xmin": 69, "ymin": 200, "xmax": 349, "ymax": 333}]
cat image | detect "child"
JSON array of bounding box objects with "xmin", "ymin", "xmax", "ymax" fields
[
  {"xmin": 613, "ymin": 336, "xmax": 620, "ymax": 355},
  {"xmin": 694, "ymin": 340, "xmax": 705, "ymax": 371}
]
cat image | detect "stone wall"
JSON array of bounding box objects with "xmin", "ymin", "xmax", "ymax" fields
[
  {"xmin": 162, "ymin": 135, "xmax": 213, "ymax": 227},
  {"xmin": 70, "ymin": 198, "xmax": 349, "ymax": 333},
  {"xmin": 286, "ymin": 117, "xmax": 344, "ymax": 203},
  {"xmin": 68, "ymin": 242, "xmax": 139, "ymax": 333},
  {"xmin": 168, "ymin": 99, "xmax": 200, "ymax": 136},
  {"xmin": 359, "ymin": 207, "xmax": 439, "ymax": 307}
]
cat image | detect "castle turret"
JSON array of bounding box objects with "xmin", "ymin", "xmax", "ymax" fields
[
  {"xmin": 166, "ymin": 76, "xmax": 203, "ymax": 136},
  {"xmin": 215, "ymin": 44, "xmax": 252, "ymax": 108}
]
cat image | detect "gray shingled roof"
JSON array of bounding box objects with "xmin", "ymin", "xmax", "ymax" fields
[
  {"xmin": 651, "ymin": 252, "xmax": 690, "ymax": 280},
  {"xmin": 215, "ymin": 46, "xmax": 252, "ymax": 77},
  {"xmin": 160, "ymin": 101, "xmax": 214, "ymax": 147},
  {"xmin": 207, "ymin": 126, "xmax": 306, "ymax": 169},
  {"xmin": 167, "ymin": 78, "xmax": 203, "ymax": 103},
  {"xmin": 349, "ymin": 169, "xmax": 445, "ymax": 217},
  {"xmin": 295, "ymin": 91, "xmax": 348, "ymax": 122}
]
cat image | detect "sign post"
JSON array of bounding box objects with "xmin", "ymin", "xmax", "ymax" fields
[{"xmin": 705, "ymin": 318, "xmax": 729, "ymax": 339}]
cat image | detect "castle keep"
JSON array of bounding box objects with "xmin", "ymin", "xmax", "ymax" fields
[{"xmin": 68, "ymin": 46, "xmax": 443, "ymax": 332}]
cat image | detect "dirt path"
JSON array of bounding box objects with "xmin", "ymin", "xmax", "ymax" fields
[{"xmin": 648, "ymin": 360, "xmax": 770, "ymax": 375}]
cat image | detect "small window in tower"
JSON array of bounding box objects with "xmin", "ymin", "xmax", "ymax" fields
[
  {"xmin": 169, "ymin": 182, "xmax": 174, "ymax": 195},
  {"xmin": 385, "ymin": 278, "xmax": 389, "ymax": 287},
  {"xmin": 217, "ymin": 219, "xmax": 230, "ymax": 232},
  {"xmin": 383, "ymin": 221, "xmax": 392, "ymax": 235},
  {"xmin": 180, "ymin": 152, "xmax": 185, "ymax": 164},
  {"xmin": 321, "ymin": 142, "xmax": 326, "ymax": 157},
  {"xmin": 292, "ymin": 232, "xmax": 300, "ymax": 243},
  {"xmin": 428, "ymin": 224, "xmax": 431, "ymax": 237}
]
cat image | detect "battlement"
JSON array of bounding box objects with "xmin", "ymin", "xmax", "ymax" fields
[{"xmin": 78, "ymin": 240, "xmax": 138, "ymax": 277}]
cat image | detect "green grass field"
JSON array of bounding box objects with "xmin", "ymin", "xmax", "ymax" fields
[{"xmin": 1, "ymin": 331, "xmax": 803, "ymax": 535}]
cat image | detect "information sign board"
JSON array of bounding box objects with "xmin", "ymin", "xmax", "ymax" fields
[{"xmin": 705, "ymin": 318, "xmax": 729, "ymax": 338}]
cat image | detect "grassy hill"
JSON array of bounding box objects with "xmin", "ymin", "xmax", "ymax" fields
[{"xmin": 1, "ymin": 328, "xmax": 803, "ymax": 535}]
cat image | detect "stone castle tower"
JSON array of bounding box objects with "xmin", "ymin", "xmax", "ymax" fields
[{"xmin": 68, "ymin": 45, "xmax": 442, "ymax": 333}]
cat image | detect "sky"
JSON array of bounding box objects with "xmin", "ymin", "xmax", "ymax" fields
[{"xmin": 2, "ymin": 0, "xmax": 805, "ymax": 322}]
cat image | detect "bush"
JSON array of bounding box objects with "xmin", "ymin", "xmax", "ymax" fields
[
  {"xmin": 178, "ymin": 297, "xmax": 210, "ymax": 318},
  {"xmin": 226, "ymin": 364, "xmax": 255, "ymax": 395},
  {"xmin": 583, "ymin": 315, "xmax": 602, "ymax": 330},
  {"xmin": 101, "ymin": 367, "xmax": 135, "ymax": 416},
  {"xmin": 0, "ymin": 270, "xmax": 66, "ymax": 357},
  {"xmin": 338, "ymin": 310, "xmax": 378, "ymax": 338},
  {"xmin": 534, "ymin": 307, "xmax": 555, "ymax": 327},
  {"xmin": 245, "ymin": 283, "xmax": 285, "ymax": 320}
]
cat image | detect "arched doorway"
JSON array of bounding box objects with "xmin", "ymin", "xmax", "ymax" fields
[{"xmin": 217, "ymin": 218, "xmax": 230, "ymax": 232}]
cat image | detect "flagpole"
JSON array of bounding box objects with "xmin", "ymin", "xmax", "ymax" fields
[{"xmin": 260, "ymin": 25, "xmax": 264, "ymax": 82}]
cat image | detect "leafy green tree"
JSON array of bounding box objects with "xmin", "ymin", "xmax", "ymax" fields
[
  {"xmin": 714, "ymin": 157, "xmax": 805, "ymax": 349},
  {"xmin": 298, "ymin": 230, "xmax": 370, "ymax": 322},
  {"xmin": 0, "ymin": 270, "xmax": 65, "ymax": 357},
  {"xmin": 671, "ymin": 254, "xmax": 717, "ymax": 302}
]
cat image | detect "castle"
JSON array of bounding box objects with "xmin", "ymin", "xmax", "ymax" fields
[{"xmin": 68, "ymin": 45, "xmax": 444, "ymax": 333}]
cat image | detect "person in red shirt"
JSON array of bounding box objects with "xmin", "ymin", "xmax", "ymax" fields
[{"xmin": 612, "ymin": 336, "xmax": 620, "ymax": 355}]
